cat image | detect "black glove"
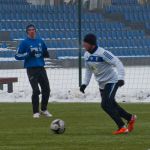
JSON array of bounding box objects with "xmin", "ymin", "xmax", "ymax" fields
[
  {"xmin": 117, "ymin": 80, "xmax": 125, "ymax": 87},
  {"xmin": 29, "ymin": 50, "xmax": 36, "ymax": 57},
  {"xmin": 43, "ymin": 51, "xmax": 50, "ymax": 58},
  {"xmin": 80, "ymin": 84, "xmax": 87, "ymax": 93}
]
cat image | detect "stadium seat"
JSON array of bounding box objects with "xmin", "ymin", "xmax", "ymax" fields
[{"xmin": 0, "ymin": 0, "xmax": 150, "ymax": 58}]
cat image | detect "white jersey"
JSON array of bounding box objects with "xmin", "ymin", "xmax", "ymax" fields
[{"xmin": 83, "ymin": 47, "xmax": 125, "ymax": 89}]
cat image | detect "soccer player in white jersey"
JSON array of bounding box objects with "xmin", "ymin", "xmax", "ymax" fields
[{"xmin": 80, "ymin": 33, "xmax": 137, "ymax": 135}]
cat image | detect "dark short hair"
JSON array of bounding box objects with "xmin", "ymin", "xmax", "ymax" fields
[
  {"xmin": 26, "ymin": 24, "xmax": 36, "ymax": 33},
  {"xmin": 83, "ymin": 33, "xmax": 97, "ymax": 45}
]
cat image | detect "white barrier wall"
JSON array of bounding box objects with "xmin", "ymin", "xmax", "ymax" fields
[
  {"xmin": 0, "ymin": 67, "xmax": 150, "ymax": 103},
  {"xmin": 27, "ymin": 0, "xmax": 55, "ymax": 5}
]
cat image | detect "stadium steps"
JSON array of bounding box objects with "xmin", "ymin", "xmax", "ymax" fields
[{"xmin": 99, "ymin": 9, "xmax": 150, "ymax": 36}]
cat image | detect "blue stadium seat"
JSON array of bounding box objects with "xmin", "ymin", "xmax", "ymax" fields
[{"xmin": 0, "ymin": 0, "xmax": 150, "ymax": 58}]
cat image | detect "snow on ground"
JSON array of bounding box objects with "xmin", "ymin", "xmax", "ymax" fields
[
  {"xmin": 0, "ymin": 66, "xmax": 150, "ymax": 103},
  {"xmin": 0, "ymin": 58, "xmax": 16, "ymax": 61},
  {"xmin": 0, "ymin": 48, "xmax": 10, "ymax": 51}
]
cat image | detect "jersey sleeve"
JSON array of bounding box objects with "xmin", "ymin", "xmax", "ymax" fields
[
  {"xmin": 82, "ymin": 54, "xmax": 93, "ymax": 86},
  {"xmin": 102, "ymin": 50, "xmax": 125, "ymax": 80},
  {"xmin": 15, "ymin": 41, "xmax": 29, "ymax": 60},
  {"xmin": 42, "ymin": 40, "xmax": 49, "ymax": 58}
]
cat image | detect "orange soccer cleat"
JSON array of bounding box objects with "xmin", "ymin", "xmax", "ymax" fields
[
  {"xmin": 128, "ymin": 115, "xmax": 137, "ymax": 132},
  {"xmin": 113, "ymin": 127, "xmax": 129, "ymax": 135}
]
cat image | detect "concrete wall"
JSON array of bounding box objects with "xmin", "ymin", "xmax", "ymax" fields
[
  {"xmin": 138, "ymin": 0, "xmax": 149, "ymax": 4},
  {"xmin": 27, "ymin": 0, "xmax": 67, "ymax": 5},
  {"xmin": 27, "ymin": 0, "xmax": 45, "ymax": 5},
  {"xmin": 27, "ymin": 0, "xmax": 55, "ymax": 5},
  {"xmin": 83, "ymin": 0, "xmax": 111, "ymax": 10}
]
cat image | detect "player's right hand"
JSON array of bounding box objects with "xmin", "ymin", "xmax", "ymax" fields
[
  {"xmin": 117, "ymin": 80, "xmax": 125, "ymax": 87},
  {"xmin": 80, "ymin": 84, "xmax": 87, "ymax": 93},
  {"xmin": 29, "ymin": 50, "xmax": 36, "ymax": 57}
]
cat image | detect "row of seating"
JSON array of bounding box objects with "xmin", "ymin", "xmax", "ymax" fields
[
  {"xmin": 99, "ymin": 38, "xmax": 150, "ymax": 48},
  {"xmin": 46, "ymin": 40, "xmax": 78, "ymax": 48},
  {"xmin": 0, "ymin": 22, "xmax": 124, "ymax": 31},
  {"xmin": 0, "ymin": 13, "xmax": 103, "ymax": 22},
  {"xmin": 112, "ymin": 0, "xmax": 138, "ymax": 5},
  {"xmin": 1, "ymin": 47, "xmax": 150, "ymax": 59},
  {"xmin": 124, "ymin": 12, "xmax": 150, "ymax": 22},
  {"xmin": 0, "ymin": 47, "xmax": 149, "ymax": 59},
  {"xmin": 0, "ymin": 50, "xmax": 15, "ymax": 58},
  {"xmin": 56, "ymin": 50, "xmax": 80, "ymax": 58},
  {"xmin": 81, "ymin": 22, "xmax": 124, "ymax": 29},
  {"xmin": 105, "ymin": 3, "xmax": 150, "ymax": 33},
  {"xmin": 0, "ymin": 1, "xmax": 149, "ymax": 58},
  {"xmin": 10, "ymin": 30, "xmax": 145, "ymax": 40},
  {"xmin": 96, "ymin": 30, "xmax": 144, "ymax": 39},
  {"xmin": 44, "ymin": 39, "xmax": 150, "ymax": 49},
  {"xmin": 106, "ymin": 48, "xmax": 150, "ymax": 56},
  {"xmin": 0, "ymin": 0, "xmax": 28, "ymax": 5},
  {"xmin": 0, "ymin": 4, "xmax": 77, "ymax": 13},
  {"xmin": 0, "ymin": 42, "xmax": 7, "ymax": 48},
  {"xmin": 0, "ymin": 22, "xmax": 77, "ymax": 30},
  {"xmin": 106, "ymin": 5, "xmax": 150, "ymax": 13},
  {"xmin": 56, "ymin": 48, "xmax": 150, "ymax": 58},
  {"xmin": 145, "ymin": 22, "xmax": 150, "ymax": 30}
]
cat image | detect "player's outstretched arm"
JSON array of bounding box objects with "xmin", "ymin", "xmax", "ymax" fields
[{"xmin": 80, "ymin": 62, "xmax": 92, "ymax": 93}]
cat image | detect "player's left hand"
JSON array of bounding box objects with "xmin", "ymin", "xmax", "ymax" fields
[
  {"xmin": 80, "ymin": 84, "xmax": 87, "ymax": 93},
  {"xmin": 29, "ymin": 49, "xmax": 37, "ymax": 57},
  {"xmin": 43, "ymin": 51, "xmax": 50, "ymax": 58},
  {"xmin": 117, "ymin": 80, "xmax": 125, "ymax": 87}
]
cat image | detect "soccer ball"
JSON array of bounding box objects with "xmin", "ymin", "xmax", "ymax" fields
[{"xmin": 50, "ymin": 119, "xmax": 65, "ymax": 134}]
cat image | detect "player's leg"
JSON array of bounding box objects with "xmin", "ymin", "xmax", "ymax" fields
[
  {"xmin": 100, "ymin": 83, "xmax": 128, "ymax": 134},
  {"xmin": 38, "ymin": 67, "xmax": 52, "ymax": 117},
  {"xmin": 38, "ymin": 68, "xmax": 50, "ymax": 111},
  {"xmin": 113, "ymin": 101, "xmax": 132, "ymax": 121},
  {"xmin": 110, "ymin": 84, "xmax": 136, "ymax": 132},
  {"xmin": 27, "ymin": 69, "xmax": 41, "ymax": 117},
  {"xmin": 114, "ymin": 100, "xmax": 137, "ymax": 132}
]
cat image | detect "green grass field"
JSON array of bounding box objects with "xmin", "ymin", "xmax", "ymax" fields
[{"xmin": 0, "ymin": 103, "xmax": 150, "ymax": 150}]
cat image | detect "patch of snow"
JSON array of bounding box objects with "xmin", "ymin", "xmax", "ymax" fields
[{"xmin": 0, "ymin": 66, "xmax": 150, "ymax": 103}]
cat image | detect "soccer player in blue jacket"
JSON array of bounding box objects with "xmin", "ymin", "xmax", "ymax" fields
[{"xmin": 15, "ymin": 24, "xmax": 52, "ymax": 118}]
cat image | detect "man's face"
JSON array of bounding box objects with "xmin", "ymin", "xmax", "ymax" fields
[
  {"xmin": 27, "ymin": 27, "xmax": 36, "ymax": 38},
  {"xmin": 83, "ymin": 42, "xmax": 94, "ymax": 52}
]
